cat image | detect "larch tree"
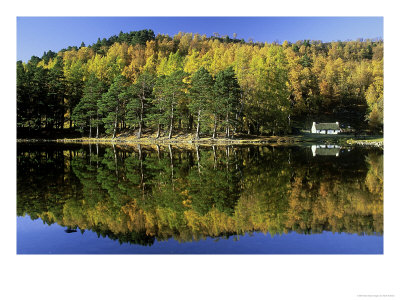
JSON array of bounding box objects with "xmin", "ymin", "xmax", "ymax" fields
[
  {"xmin": 261, "ymin": 46, "xmax": 291, "ymax": 135},
  {"xmin": 64, "ymin": 59, "xmax": 85, "ymax": 128},
  {"xmin": 365, "ymin": 78, "xmax": 383, "ymax": 132},
  {"xmin": 17, "ymin": 30, "xmax": 384, "ymax": 137}
]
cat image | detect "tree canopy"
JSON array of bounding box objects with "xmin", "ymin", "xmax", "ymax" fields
[{"xmin": 17, "ymin": 30, "xmax": 384, "ymax": 138}]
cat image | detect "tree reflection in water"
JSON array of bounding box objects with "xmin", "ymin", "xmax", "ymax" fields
[{"xmin": 17, "ymin": 143, "xmax": 383, "ymax": 246}]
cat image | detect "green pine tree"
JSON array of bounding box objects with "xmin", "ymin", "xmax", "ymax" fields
[{"xmin": 188, "ymin": 67, "xmax": 215, "ymax": 139}]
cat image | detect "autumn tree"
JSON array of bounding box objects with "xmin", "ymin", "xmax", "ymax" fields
[{"xmin": 17, "ymin": 30, "xmax": 384, "ymax": 137}]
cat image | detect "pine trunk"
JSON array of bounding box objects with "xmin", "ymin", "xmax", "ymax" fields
[
  {"xmin": 156, "ymin": 122, "xmax": 161, "ymax": 139},
  {"xmin": 138, "ymin": 95, "xmax": 144, "ymax": 138},
  {"xmin": 226, "ymin": 112, "xmax": 230, "ymax": 138},
  {"xmin": 196, "ymin": 109, "xmax": 201, "ymax": 139},
  {"xmin": 138, "ymin": 121, "xmax": 142, "ymax": 138},
  {"xmin": 212, "ymin": 114, "xmax": 217, "ymax": 139},
  {"xmin": 96, "ymin": 111, "xmax": 99, "ymax": 138},
  {"xmin": 169, "ymin": 106, "xmax": 174, "ymax": 139},
  {"xmin": 113, "ymin": 107, "xmax": 118, "ymax": 139},
  {"xmin": 188, "ymin": 114, "xmax": 193, "ymax": 131},
  {"xmin": 89, "ymin": 117, "xmax": 92, "ymax": 138}
]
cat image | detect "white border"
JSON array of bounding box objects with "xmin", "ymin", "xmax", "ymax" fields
[{"xmin": 2, "ymin": 1, "xmax": 399, "ymax": 299}]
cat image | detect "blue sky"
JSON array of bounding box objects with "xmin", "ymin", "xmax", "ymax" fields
[{"xmin": 17, "ymin": 17, "xmax": 383, "ymax": 62}]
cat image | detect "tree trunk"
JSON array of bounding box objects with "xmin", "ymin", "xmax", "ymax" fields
[
  {"xmin": 96, "ymin": 111, "xmax": 99, "ymax": 138},
  {"xmin": 226, "ymin": 112, "xmax": 230, "ymax": 138},
  {"xmin": 168, "ymin": 106, "xmax": 174, "ymax": 139},
  {"xmin": 89, "ymin": 117, "xmax": 92, "ymax": 138},
  {"xmin": 156, "ymin": 122, "xmax": 161, "ymax": 139},
  {"xmin": 113, "ymin": 107, "xmax": 118, "ymax": 139},
  {"xmin": 212, "ymin": 114, "xmax": 217, "ymax": 139},
  {"xmin": 188, "ymin": 114, "xmax": 193, "ymax": 131},
  {"xmin": 138, "ymin": 121, "xmax": 142, "ymax": 139},
  {"xmin": 196, "ymin": 109, "xmax": 201, "ymax": 139},
  {"xmin": 69, "ymin": 106, "xmax": 73, "ymax": 129},
  {"xmin": 138, "ymin": 93, "xmax": 144, "ymax": 138},
  {"xmin": 234, "ymin": 112, "xmax": 238, "ymax": 135}
]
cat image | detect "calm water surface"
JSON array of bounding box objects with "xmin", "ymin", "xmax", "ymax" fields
[{"xmin": 17, "ymin": 143, "xmax": 383, "ymax": 254}]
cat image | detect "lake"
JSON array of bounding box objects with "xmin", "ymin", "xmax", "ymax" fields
[{"xmin": 17, "ymin": 142, "xmax": 383, "ymax": 254}]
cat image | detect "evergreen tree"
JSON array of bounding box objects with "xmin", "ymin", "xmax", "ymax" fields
[
  {"xmin": 17, "ymin": 32, "xmax": 384, "ymax": 137},
  {"xmin": 153, "ymin": 71, "xmax": 187, "ymax": 139},
  {"xmin": 126, "ymin": 71, "xmax": 156, "ymax": 138},
  {"xmin": 72, "ymin": 74, "xmax": 106, "ymax": 137},
  {"xmin": 188, "ymin": 67, "xmax": 215, "ymax": 139},
  {"xmin": 214, "ymin": 66, "xmax": 241, "ymax": 138},
  {"xmin": 65, "ymin": 60, "xmax": 85, "ymax": 128},
  {"xmin": 28, "ymin": 62, "xmax": 48, "ymax": 129},
  {"xmin": 17, "ymin": 61, "xmax": 28, "ymax": 129},
  {"xmin": 98, "ymin": 75, "xmax": 129, "ymax": 138},
  {"xmin": 46, "ymin": 57, "xmax": 65, "ymax": 129}
]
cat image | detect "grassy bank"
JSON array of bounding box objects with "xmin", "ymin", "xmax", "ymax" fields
[{"xmin": 346, "ymin": 137, "xmax": 384, "ymax": 147}]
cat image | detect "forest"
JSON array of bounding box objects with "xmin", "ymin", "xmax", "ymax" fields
[
  {"xmin": 17, "ymin": 29, "xmax": 384, "ymax": 139},
  {"xmin": 17, "ymin": 144, "xmax": 383, "ymax": 245}
]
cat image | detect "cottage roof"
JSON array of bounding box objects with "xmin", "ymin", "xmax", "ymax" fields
[{"xmin": 315, "ymin": 123, "xmax": 340, "ymax": 130}]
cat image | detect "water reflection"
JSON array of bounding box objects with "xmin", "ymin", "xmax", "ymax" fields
[
  {"xmin": 17, "ymin": 143, "xmax": 383, "ymax": 247},
  {"xmin": 311, "ymin": 145, "xmax": 341, "ymax": 157}
]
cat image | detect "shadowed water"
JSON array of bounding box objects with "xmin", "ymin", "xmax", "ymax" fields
[{"xmin": 17, "ymin": 143, "xmax": 383, "ymax": 254}]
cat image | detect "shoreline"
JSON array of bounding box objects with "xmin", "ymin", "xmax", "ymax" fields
[{"xmin": 17, "ymin": 133, "xmax": 384, "ymax": 148}]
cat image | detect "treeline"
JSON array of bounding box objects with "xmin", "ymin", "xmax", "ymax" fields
[
  {"xmin": 17, "ymin": 30, "xmax": 384, "ymax": 138},
  {"xmin": 17, "ymin": 145, "xmax": 383, "ymax": 244}
]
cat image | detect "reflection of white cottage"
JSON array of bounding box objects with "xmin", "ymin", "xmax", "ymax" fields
[
  {"xmin": 311, "ymin": 122, "xmax": 341, "ymax": 134},
  {"xmin": 311, "ymin": 145, "xmax": 341, "ymax": 157}
]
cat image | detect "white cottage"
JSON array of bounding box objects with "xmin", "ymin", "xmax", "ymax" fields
[{"xmin": 311, "ymin": 122, "xmax": 341, "ymax": 134}]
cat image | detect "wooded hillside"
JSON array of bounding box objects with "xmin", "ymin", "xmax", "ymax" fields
[{"xmin": 17, "ymin": 29, "xmax": 383, "ymax": 138}]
